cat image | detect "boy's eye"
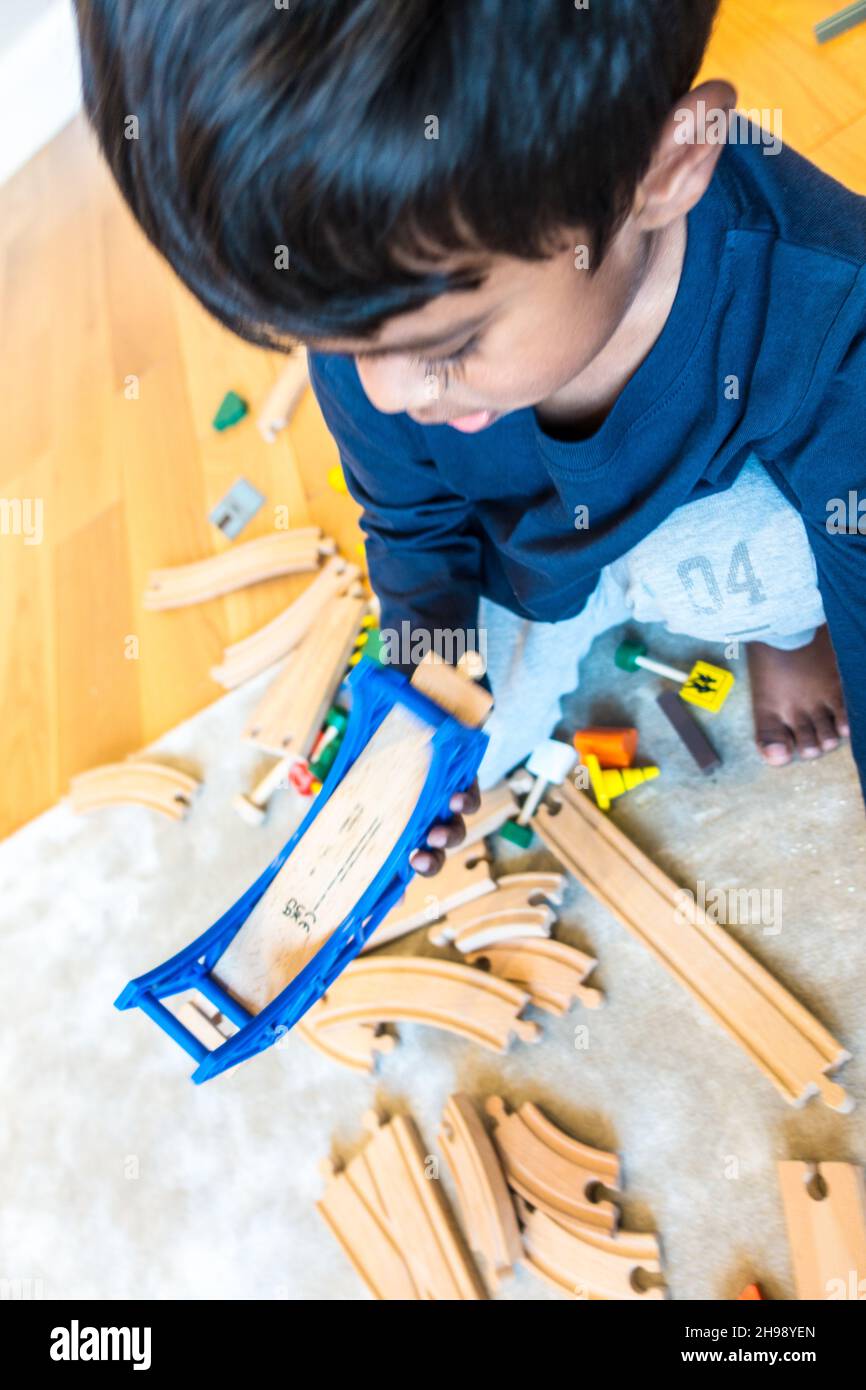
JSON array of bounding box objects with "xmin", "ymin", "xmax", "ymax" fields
[{"xmin": 410, "ymin": 334, "xmax": 479, "ymax": 387}]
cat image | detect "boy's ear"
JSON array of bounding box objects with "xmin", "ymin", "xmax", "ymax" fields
[{"xmin": 632, "ymin": 80, "xmax": 738, "ymax": 231}]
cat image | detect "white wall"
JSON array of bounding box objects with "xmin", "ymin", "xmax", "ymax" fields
[{"xmin": 0, "ymin": 0, "xmax": 83, "ymax": 186}]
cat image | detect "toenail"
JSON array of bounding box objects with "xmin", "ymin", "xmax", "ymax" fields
[
  {"xmin": 801, "ymin": 746, "xmax": 821, "ymax": 759},
  {"xmin": 761, "ymin": 743, "xmax": 791, "ymax": 764}
]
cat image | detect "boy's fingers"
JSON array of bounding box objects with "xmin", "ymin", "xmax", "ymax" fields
[
  {"xmin": 409, "ymin": 847, "xmax": 445, "ymax": 876},
  {"xmin": 449, "ymin": 779, "xmax": 481, "ymax": 815},
  {"xmin": 426, "ymin": 816, "xmax": 465, "ymax": 851}
]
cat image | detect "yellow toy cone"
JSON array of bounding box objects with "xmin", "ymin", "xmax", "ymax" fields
[{"xmin": 585, "ymin": 754, "xmax": 660, "ymax": 811}]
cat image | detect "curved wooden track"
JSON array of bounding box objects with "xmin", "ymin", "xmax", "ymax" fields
[
  {"xmin": 438, "ymin": 1094, "xmax": 522, "ymax": 1290},
  {"xmin": 465, "ymin": 938, "xmax": 603, "ymax": 1014},
  {"xmin": 69, "ymin": 759, "xmax": 200, "ymax": 819},
  {"xmin": 486, "ymin": 1097, "xmax": 620, "ymax": 1233},
  {"xmin": 307, "ymin": 957, "xmax": 541, "ymax": 1053},
  {"xmin": 143, "ymin": 528, "xmax": 331, "ymax": 610}
]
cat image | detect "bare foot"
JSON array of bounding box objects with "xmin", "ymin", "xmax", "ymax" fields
[{"xmin": 747, "ymin": 626, "xmax": 849, "ymax": 767}]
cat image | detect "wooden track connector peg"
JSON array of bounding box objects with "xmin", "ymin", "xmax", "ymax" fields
[
  {"xmin": 438, "ymin": 1094, "xmax": 522, "ymax": 1291},
  {"xmin": 778, "ymin": 1161, "xmax": 866, "ymax": 1301},
  {"xmin": 486, "ymin": 1097, "xmax": 621, "ymax": 1234},
  {"xmin": 69, "ymin": 759, "xmax": 201, "ymax": 820},
  {"xmin": 233, "ymin": 755, "xmax": 295, "ymax": 826}
]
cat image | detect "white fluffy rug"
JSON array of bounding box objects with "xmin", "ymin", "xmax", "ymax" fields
[{"xmin": 1, "ymin": 624, "xmax": 864, "ymax": 1301}]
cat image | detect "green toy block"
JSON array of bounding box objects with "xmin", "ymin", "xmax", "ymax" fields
[
  {"xmin": 359, "ymin": 627, "xmax": 385, "ymax": 666},
  {"xmin": 498, "ymin": 819, "xmax": 535, "ymax": 849},
  {"xmin": 212, "ymin": 390, "xmax": 249, "ymax": 431},
  {"xmin": 614, "ymin": 638, "xmax": 648, "ymax": 672}
]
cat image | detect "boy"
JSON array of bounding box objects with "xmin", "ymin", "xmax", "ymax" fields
[{"xmin": 75, "ymin": 1, "xmax": 864, "ymax": 873}]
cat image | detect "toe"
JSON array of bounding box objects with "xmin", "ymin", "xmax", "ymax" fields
[
  {"xmin": 814, "ymin": 708, "xmax": 841, "ymax": 752},
  {"xmin": 754, "ymin": 714, "xmax": 794, "ymax": 766},
  {"xmin": 831, "ymin": 695, "xmax": 850, "ymax": 740},
  {"xmin": 792, "ymin": 716, "xmax": 821, "ymax": 760}
]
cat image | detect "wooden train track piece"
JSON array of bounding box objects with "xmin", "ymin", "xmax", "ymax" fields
[
  {"xmin": 306, "ymin": 957, "xmax": 541, "ymax": 1053},
  {"xmin": 440, "ymin": 907, "xmax": 555, "ymax": 953},
  {"xmin": 516, "ymin": 1197, "xmax": 665, "ymax": 1300},
  {"xmin": 438, "ymin": 1094, "xmax": 522, "ymax": 1291},
  {"xmin": 362, "ymin": 843, "xmax": 498, "ymax": 951},
  {"xmin": 69, "ymin": 759, "xmax": 201, "ymax": 820},
  {"xmin": 428, "ymin": 872, "xmax": 563, "ymax": 946},
  {"xmin": 459, "ymin": 782, "xmax": 520, "ymax": 847},
  {"xmin": 142, "ymin": 528, "xmax": 331, "ymax": 610},
  {"xmin": 243, "ymin": 591, "xmax": 369, "ymax": 754},
  {"xmin": 465, "ymin": 938, "xmax": 603, "ymax": 1014},
  {"xmin": 358, "ymin": 1110, "xmax": 487, "ymax": 1299},
  {"xmin": 211, "ymin": 554, "xmax": 361, "ymax": 689},
  {"xmin": 257, "ymin": 349, "xmax": 309, "ymax": 443},
  {"xmin": 298, "ymin": 1018, "xmax": 396, "ymax": 1073},
  {"xmin": 317, "ymin": 1156, "xmax": 420, "ymax": 1300},
  {"xmin": 486, "ymin": 1097, "xmax": 620, "ymax": 1233},
  {"xmin": 778, "ymin": 1161, "xmax": 866, "ymax": 1300},
  {"xmin": 532, "ymin": 781, "xmax": 852, "ymax": 1112}
]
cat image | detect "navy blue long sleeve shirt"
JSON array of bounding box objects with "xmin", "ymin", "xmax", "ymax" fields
[{"xmin": 309, "ymin": 131, "xmax": 866, "ymax": 801}]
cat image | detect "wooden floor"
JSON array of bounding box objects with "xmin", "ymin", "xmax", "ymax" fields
[{"xmin": 1, "ymin": 0, "xmax": 865, "ymax": 839}]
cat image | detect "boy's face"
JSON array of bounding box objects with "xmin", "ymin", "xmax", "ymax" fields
[
  {"xmin": 311, "ymin": 223, "xmax": 648, "ymax": 432},
  {"xmin": 309, "ymin": 81, "xmax": 735, "ymax": 431}
]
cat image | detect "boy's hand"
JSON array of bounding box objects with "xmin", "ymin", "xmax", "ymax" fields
[{"xmin": 409, "ymin": 780, "xmax": 481, "ymax": 876}]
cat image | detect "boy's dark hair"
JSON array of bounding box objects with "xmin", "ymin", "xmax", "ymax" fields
[{"xmin": 75, "ymin": 0, "xmax": 721, "ymax": 349}]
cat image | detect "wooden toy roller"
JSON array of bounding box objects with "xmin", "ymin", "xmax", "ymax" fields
[
  {"xmin": 257, "ymin": 349, "xmax": 309, "ymax": 443},
  {"xmin": 69, "ymin": 758, "xmax": 201, "ymax": 819},
  {"xmin": 531, "ymin": 781, "xmax": 852, "ymax": 1111},
  {"xmin": 142, "ymin": 528, "xmax": 332, "ymax": 610}
]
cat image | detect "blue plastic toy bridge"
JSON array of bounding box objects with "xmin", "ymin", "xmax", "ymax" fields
[{"xmin": 115, "ymin": 659, "xmax": 489, "ymax": 1083}]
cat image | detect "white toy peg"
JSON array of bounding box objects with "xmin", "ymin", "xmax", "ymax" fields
[{"xmin": 517, "ymin": 739, "xmax": 579, "ymax": 825}]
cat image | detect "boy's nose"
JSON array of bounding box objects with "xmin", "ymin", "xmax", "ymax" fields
[{"xmin": 355, "ymin": 354, "xmax": 423, "ymax": 416}]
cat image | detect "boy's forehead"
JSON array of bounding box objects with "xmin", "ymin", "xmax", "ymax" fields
[{"xmin": 307, "ymin": 248, "xmax": 559, "ymax": 358}]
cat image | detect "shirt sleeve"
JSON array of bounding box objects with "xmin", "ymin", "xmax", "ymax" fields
[
  {"xmin": 761, "ymin": 316, "xmax": 866, "ymax": 806},
  {"xmin": 307, "ymin": 352, "xmax": 483, "ymax": 669}
]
